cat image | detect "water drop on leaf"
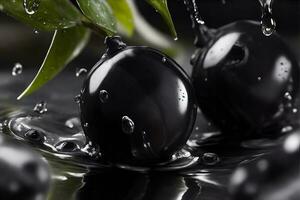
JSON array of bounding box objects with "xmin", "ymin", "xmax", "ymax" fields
[{"xmin": 23, "ymin": 0, "xmax": 40, "ymax": 15}]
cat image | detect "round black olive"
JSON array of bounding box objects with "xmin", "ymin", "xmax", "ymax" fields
[
  {"xmin": 229, "ymin": 129, "xmax": 300, "ymax": 200},
  {"xmin": 80, "ymin": 36, "xmax": 197, "ymax": 166},
  {"xmin": 0, "ymin": 134, "xmax": 50, "ymax": 200},
  {"xmin": 192, "ymin": 20, "xmax": 300, "ymax": 137}
]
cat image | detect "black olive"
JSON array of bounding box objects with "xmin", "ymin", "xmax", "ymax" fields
[
  {"xmin": 192, "ymin": 20, "xmax": 300, "ymax": 137},
  {"xmin": 0, "ymin": 134, "xmax": 50, "ymax": 200},
  {"xmin": 229, "ymin": 129, "xmax": 300, "ymax": 200},
  {"xmin": 80, "ymin": 36, "xmax": 197, "ymax": 166}
]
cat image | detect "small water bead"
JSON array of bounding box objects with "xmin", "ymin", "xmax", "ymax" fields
[
  {"xmin": 33, "ymin": 29, "xmax": 39, "ymax": 34},
  {"xmin": 33, "ymin": 101, "xmax": 48, "ymax": 114},
  {"xmin": 202, "ymin": 152, "xmax": 220, "ymax": 165},
  {"xmin": 76, "ymin": 68, "xmax": 88, "ymax": 77},
  {"xmin": 162, "ymin": 57, "xmax": 167, "ymax": 63},
  {"xmin": 259, "ymin": 0, "xmax": 276, "ymax": 36},
  {"xmin": 292, "ymin": 108, "xmax": 298, "ymax": 113},
  {"xmin": 284, "ymin": 92, "xmax": 292, "ymax": 101},
  {"xmin": 257, "ymin": 76, "xmax": 262, "ymax": 81},
  {"xmin": 74, "ymin": 95, "xmax": 81, "ymax": 104},
  {"xmin": 99, "ymin": 90, "xmax": 109, "ymax": 103},
  {"xmin": 65, "ymin": 117, "xmax": 81, "ymax": 129},
  {"xmin": 121, "ymin": 116, "xmax": 135, "ymax": 134},
  {"xmin": 83, "ymin": 122, "xmax": 89, "ymax": 128},
  {"xmin": 23, "ymin": 0, "xmax": 40, "ymax": 15},
  {"xmin": 12, "ymin": 63, "xmax": 23, "ymax": 76}
]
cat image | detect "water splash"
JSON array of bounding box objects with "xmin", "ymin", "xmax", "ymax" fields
[
  {"xmin": 12, "ymin": 63, "xmax": 23, "ymax": 76},
  {"xmin": 23, "ymin": 0, "xmax": 40, "ymax": 15},
  {"xmin": 183, "ymin": 0, "xmax": 211, "ymax": 47},
  {"xmin": 33, "ymin": 101, "xmax": 48, "ymax": 114},
  {"xmin": 259, "ymin": 0, "xmax": 276, "ymax": 36}
]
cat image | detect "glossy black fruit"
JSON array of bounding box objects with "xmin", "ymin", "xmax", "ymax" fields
[
  {"xmin": 229, "ymin": 129, "xmax": 300, "ymax": 200},
  {"xmin": 192, "ymin": 20, "xmax": 300, "ymax": 136},
  {"xmin": 80, "ymin": 36, "xmax": 197, "ymax": 165}
]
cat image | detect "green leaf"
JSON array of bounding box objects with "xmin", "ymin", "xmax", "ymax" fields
[
  {"xmin": 146, "ymin": 0, "xmax": 177, "ymax": 39},
  {"xmin": 107, "ymin": 0, "xmax": 134, "ymax": 36},
  {"xmin": 17, "ymin": 26, "xmax": 91, "ymax": 100},
  {"xmin": 76, "ymin": 0, "xmax": 117, "ymax": 35},
  {"xmin": 0, "ymin": 0, "xmax": 82, "ymax": 31}
]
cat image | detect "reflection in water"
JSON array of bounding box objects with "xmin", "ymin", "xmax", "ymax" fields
[{"xmin": 77, "ymin": 169, "xmax": 207, "ymax": 200}]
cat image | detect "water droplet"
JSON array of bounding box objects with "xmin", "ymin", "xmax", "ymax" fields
[
  {"xmin": 202, "ymin": 152, "xmax": 220, "ymax": 165},
  {"xmin": 99, "ymin": 90, "xmax": 109, "ymax": 103},
  {"xmin": 83, "ymin": 122, "xmax": 89, "ymax": 128},
  {"xmin": 12, "ymin": 63, "xmax": 23, "ymax": 76},
  {"xmin": 33, "ymin": 101, "xmax": 48, "ymax": 114},
  {"xmin": 65, "ymin": 117, "xmax": 81, "ymax": 129},
  {"xmin": 292, "ymin": 108, "xmax": 298, "ymax": 113},
  {"xmin": 55, "ymin": 141, "xmax": 79, "ymax": 152},
  {"xmin": 122, "ymin": 116, "xmax": 135, "ymax": 134},
  {"xmin": 284, "ymin": 92, "xmax": 292, "ymax": 101},
  {"xmin": 183, "ymin": 0, "xmax": 209, "ymax": 47},
  {"xmin": 259, "ymin": 0, "xmax": 276, "ymax": 36},
  {"xmin": 25, "ymin": 129, "xmax": 44, "ymax": 142},
  {"xmin": 174, "ymin": 37, "xmax": 178, "ymax": 41},
  {"xmin": 257, "ymin": 76, "xmax": 262, "ymax": 81},
  {"xmin": 33, "ymin": 29, "xmax": 39, "ymax": 34},
  {"xmin": 162, "ymin": 57, "xmax": 167, "ymax": 63},
  {"xmin": 74, "ymin": 95, "xmax": 81, "ymax": 104},
  {"xmin": 23, "ymin": 0, "xmax": 40, "ymax": 15},
  {"xmin": 76, "ymin": 68, "xmax": 87, "ymax": 77}
]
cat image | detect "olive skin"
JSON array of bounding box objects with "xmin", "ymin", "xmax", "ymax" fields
[
  {"xmin": 80, "ymin": 37, "xmax": 197, "ymax": 166},
  {"xmin": 192, "ymin": 20, "xmax": 300, "ymax": 137}
]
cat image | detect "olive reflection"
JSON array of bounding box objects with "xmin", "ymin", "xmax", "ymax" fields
[{"xmin": 76, "ymin": 169, "xmax": 203, "ymax": 200}]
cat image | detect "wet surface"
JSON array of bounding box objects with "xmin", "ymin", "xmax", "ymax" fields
[{"xmin": 0, "ymin": 69, "xmax": 299, "ymax": 200}]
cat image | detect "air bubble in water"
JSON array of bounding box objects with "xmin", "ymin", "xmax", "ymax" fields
[
  {"xmin": 76, "ymin": 68, "xmax": 87, "ymax": 77},
  {"xmin": 99, "ymin": 90, "xmax": 109, "ymax": 103},
  {"xmin": 33, "ymin": 101, "xmax": 48, "ymax": 114},
  {"xmin": 12, "ymin": 63, "xmax": 23, "ymax": 76},
  {"xmin": 202, "ymin": 152, "xmax": 220, "ymax": 165},
  {"xmin": 122, "ymin": 116, "xmax": 135, "ymax": 134},
  {"xmin": 23, "ymin": 0, "xmax": 40, "ymax": 15},
  {"xmin": 259, "ymin": 0, "xmax": 276, "ymax": 36}
]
